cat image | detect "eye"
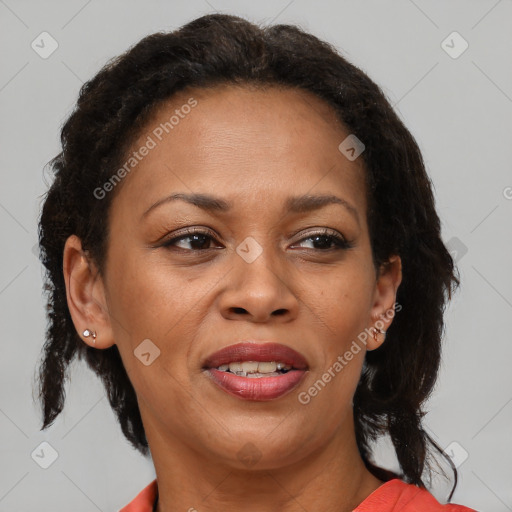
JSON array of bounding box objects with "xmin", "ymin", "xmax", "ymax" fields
[
  {"xmin": 159, "ymin": 227, "xmax": 354, "ymax": 252},
  {"xmin": 292, "ymin": 228, "xmax": 354, "ymax": 251},
  {"xmin": 160, "ymin": 228, "xmax": 220, "ymax": 251}
]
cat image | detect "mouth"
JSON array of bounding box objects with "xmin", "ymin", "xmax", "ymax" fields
[{"xmin": 202, "ymin": 342, "xmax": 309, "ymax": 401}]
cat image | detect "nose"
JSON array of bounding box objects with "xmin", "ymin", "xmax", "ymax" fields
[{"xmin": 217, "ymin": 243, "xmax": 299, "ymax": 323}]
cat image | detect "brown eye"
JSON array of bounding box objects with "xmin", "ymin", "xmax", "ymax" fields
[
  {"xmin": 292, "ymin": 229, "xmax": 353, "ymax": 251},
  {"xmin": 160, "ymin": 228, "xmax": 220, "ymax": 251}
]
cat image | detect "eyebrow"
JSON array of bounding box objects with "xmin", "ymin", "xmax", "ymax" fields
[{"xmin": 141, "ymin": 192, "xmax": 359, "ymax": 225}]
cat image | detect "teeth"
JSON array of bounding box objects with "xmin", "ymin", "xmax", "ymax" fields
[
  {"xmin": 218, "ymin": 361, "xmax": 292, "ymax": 375},
  {"xmin": 258, "ymin": 361, "xmax": 277, "ymax": 373},
  {"xmin": 229, "ymin": 362, "xmax": 243, "ymax": 373},
  {"xmin": 246, "ymin": 371, "xmax": 281, "ymax": 378},
  {"xmin": 241, "ymin": 361, "xmax": 259, "ymax": 373}
]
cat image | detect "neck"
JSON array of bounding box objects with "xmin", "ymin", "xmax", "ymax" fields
[{"xmin": 145, "ymin": 412, "xmax": 383, "ymax": 512}]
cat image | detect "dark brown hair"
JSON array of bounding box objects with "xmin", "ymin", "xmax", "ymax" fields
[{"xmin": 36, "ymin": 13, "xmax": 460, "ymax": 498}]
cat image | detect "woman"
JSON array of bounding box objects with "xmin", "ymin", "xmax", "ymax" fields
[{"xmin": 36, "ymin": 13, "xmax": 477, "ymax": 512}]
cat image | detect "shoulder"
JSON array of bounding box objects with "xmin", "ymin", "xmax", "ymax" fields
[
  {"xmin": 354, "ymin": 479, "xmax": 478, "ymax": 512},
  {"xmin": 119, "ymin": 478, "xmax": 158, "ymax": 512}
]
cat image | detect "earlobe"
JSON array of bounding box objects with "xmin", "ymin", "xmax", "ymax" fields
[
  {"xmin": 82, "ymin": 328, "xmax": 97, "ymax": 344},
  {"xmin": 63, "ymin": 235, "xmax": 115, "ymax": 349},
  {"xmin": 368, "ymin": 326, "xmax": 387, "ymax": 350},
  {"xmin": 367, "ymin": 255, "xmax": 402, "ymax": 351}
]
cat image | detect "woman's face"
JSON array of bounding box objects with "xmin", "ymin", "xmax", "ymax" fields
[{"xmin": 70, "ymin": 84, "xmax": 401, "ymax": 470}]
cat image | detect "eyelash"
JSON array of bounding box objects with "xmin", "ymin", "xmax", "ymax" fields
[{"xmin": 159, "ymin": 227, "xmax": 354, "ymax": 252}]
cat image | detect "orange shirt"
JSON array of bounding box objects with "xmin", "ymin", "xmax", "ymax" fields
[{"xmin": 119, "ymin": 478, "xmax": 477, "ymax": 511}]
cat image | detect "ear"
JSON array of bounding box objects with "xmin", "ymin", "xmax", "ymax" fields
[
  {"xmin": 367, "ymin": 254, "xmax": 402, "ymax": 351},
  {"xmin": 63, "ymin": 234, "xmax": 115, "ymax": 349}
]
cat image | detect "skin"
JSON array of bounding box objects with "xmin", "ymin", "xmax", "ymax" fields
[{"xmin": 63, "ymin": 84, "xmax": 402, "ymax": 512}]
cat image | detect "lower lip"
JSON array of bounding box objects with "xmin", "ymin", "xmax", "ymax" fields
[{"xmin": 205, "ymin": 369, "xmax": 307, "ymax": 401}]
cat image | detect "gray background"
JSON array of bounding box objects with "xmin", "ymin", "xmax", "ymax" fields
[{"xmin": 1, "ymin": 0, "xmax": 511, "ymax": 510}]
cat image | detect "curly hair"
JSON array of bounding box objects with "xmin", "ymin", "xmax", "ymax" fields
[{"xmin": 36, "ymin": 12, "xmax": 460, "ymax": 498}]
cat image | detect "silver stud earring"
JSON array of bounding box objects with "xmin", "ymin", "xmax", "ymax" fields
[
  {"xmin": 371, "ymin": 327, "xmax": 386, "ymax": 343},
  {"xmin": 83, "ymin": 329, "xmax": 97, "ymax": 344}
]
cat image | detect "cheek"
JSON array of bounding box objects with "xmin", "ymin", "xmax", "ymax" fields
[
  {"xmin": 303, "ymin": 263, "xmax": 374, "ymax": 341},
  {"xmin": 106, "ymin": 249, "xmax": 191, "ymax": 334},
  {"xmin": 105, "ymin": 256, "xmax": 202, "ymax": 429},
  {"xmin": 296, "ymin": 261, "xmax": 372, "ymax": 407},
  {"xmin": 105, "ymin": 251, "xmax": 215, "ymax": 380}
]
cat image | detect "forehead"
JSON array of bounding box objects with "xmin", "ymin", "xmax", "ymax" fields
[{"xmin": 111, "ymin": 84, "xmax": 367, "ymax": 218}]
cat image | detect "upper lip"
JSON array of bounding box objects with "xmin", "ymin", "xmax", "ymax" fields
[{"xmin": 203, "ymin": 342, "xmax": 309, "ymax": 370}]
